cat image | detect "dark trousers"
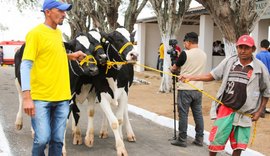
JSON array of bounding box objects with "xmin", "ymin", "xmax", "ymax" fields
[
  {"xmin": 158, "ymin": 59, "xmax": 163, "ymax": 77},
  {"xmin": 177, "ymin": 90, "xmax": 204, "ymax": 141}
]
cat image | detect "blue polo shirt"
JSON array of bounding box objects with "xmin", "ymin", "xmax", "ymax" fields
[{"xmin": 256, "ymin": 50, "xmax": 270, "ymax": 74}]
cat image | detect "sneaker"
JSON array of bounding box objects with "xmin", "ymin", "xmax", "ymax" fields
[
  {"xmin": 171, "ymin": 139, "xmax": 187, "ymax": 147},
  {"xmin": 192, "ymin": 137, "xmax": 203, "ymax": 146}
]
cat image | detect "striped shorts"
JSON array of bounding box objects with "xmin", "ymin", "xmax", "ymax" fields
[{"xmin": 208, "ymin": 105, "xmax": 251, "ymax": 152}]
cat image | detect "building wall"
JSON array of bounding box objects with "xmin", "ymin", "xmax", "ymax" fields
[
  {"xmin": 145, "ymin": 23, "xmax": 161, "ymax": 68},
  {"xmin": 252, "ymin": 19, "xmax": 270, "ymax": 53},
  {"xmin": 177, "ymin": 25, "xmax": 200, "ymax": 48},
  {"xmin": 137, "ymin": 22, "xmax": 224, "ymax": 72}
]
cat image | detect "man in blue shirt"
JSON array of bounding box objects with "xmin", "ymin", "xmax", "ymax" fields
[{"xmin": 256, "ymin": 39, "xmax": 270, "ymax": 117}]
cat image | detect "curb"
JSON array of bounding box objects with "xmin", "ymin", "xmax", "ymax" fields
[{"xmin": 128, "ymin": 104, "xmax": 264, "ymax": 156}]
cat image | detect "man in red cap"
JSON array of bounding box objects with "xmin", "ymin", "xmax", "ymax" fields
[
  {"xmin": 20, "ymin": 0, "xmax": 86, "ymax": 155},
  {"xmin": 178, "ymin": 34, "xmax": 270, "ymax": 156}
]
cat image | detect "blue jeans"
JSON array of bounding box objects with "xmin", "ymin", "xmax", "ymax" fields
[
  {"xmin": 31, "ymin": 100, "xmax": 69, "ymax": 156},
  {"xmin": 158, "ymin": 59, "xmax": 163, "ymax": 77},
  {"xmin": 177, "ymin": 90, "xmax": 204, "ymax": 141}
]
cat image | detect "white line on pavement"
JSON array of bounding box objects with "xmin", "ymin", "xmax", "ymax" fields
[{"xmin": 0, "ymin": 120, "xmax": 12, "ymax": 156}]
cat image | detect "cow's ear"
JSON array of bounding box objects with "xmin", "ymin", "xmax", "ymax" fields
[
  {"xmin": 100, "ymin": 31, "xmax": 109, "ymax": 43},
  {"xmin": 101, "ymin": 37, "xmax": 107, "ymax": 43},
  {"xmin": 130, "ymin": 31, "xmax": 136, "ymax": 43},
  {"xmin": 64, "ymin": 40, "xmax": 75, "ymax": 52}
]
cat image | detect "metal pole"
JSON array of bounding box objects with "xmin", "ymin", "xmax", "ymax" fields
[
  {"xmin": 169, "ymin": 75, "xmax": 177, "ymax": 141},
  {"xmin": 172, "ymin": 76, "xmax": 177, "ymax": 140}
]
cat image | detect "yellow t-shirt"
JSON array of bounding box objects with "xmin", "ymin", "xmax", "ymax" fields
[
  {"xmin": 22, "ymin": 24, "xmax": 71, "ymax": 101},
  {"xmin": 159, "ymin": 43, "xmax": 164, "ymax": 59}
]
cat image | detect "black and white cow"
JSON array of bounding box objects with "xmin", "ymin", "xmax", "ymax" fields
[
  {"xmin": 71, "ymin": 27, "xmax": 138, "ymax": 156},
  {"xmin": 98, "ymin": 27, "xmax": 137, "ymax": 141},
  {"xmin": 14, "ymin": 30, "xmax": 106, "ymax": 156}
]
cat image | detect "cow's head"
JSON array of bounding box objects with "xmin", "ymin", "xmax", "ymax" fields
[
  {"xmin": 65, "ymin": 32, "xmax": 106, "ymax": 76},
  {"xmin": 88, "ymin": 29, "xmax": 107, "ymax": 65},
  {"xmin": 102, "ymin": 27, "xmax": 138, "ymax": 62}
]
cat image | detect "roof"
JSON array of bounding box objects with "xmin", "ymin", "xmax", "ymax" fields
[
  {"xmin": 184, "ymin": 6, "xmax": 208, "ymax": 25},
  {"xmin": 136, "ymin": 5, "xmax": 209, "ymax": 25}
]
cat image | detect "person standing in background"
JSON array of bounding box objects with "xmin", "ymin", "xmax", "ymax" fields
[
  {"xmin": 158, "ymin": 43, "xmax": 164, "ymax": 77},
  {"xmin": 256, "ymin": 39, "xmax": 270, "ymax": 117},
  {"xmin": 257, "ymin": 39, "xmax": 270, "ymax": 74},
  {"xmin": 170, "ymin": 32, "xmax": 207, "ymax": 147},
  {"xmin": 0, "ymin": 46, "xmax": 3, "ymax": 66}
]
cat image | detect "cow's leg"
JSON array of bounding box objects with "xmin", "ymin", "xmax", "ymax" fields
[
  {"xmin": 117, "ymin": 92, "xmax": 136, "ymax": 142},
  {"xmin": 84, "ymin": 91, "xmax": 96, "ymax": 147},
  {"xmin": 123, "ymin": 101, "xmax": 136, "ymax": 142},
  {"xmin": 71, "ymin": 84, "xmax": 92, "ymax": 145},
  {"xmin": 71, "ymin": 101, "xmax": 83, "ymax": 145},
  {"xmin": 115, "ymin": 93, "xmax": 126, "ymax": 140},
  {"xmin": 99, "ymin": 93, "xmax": 128, "ymax": 156},
  {"xmin": 31, "ymin": 126, "xmax": 35, "ymax": 138},
  {"xmin": 99, "ymin": 112, "xmax": 109, "ymax": 139},
  {"xmin": 15, "ymin": 78, "xmax": 36, "ymax": 137},
  {"xmin": 62, "ymin": 120, "xmax": 69, "ymax": 156},
  {"xmin": 15, "ymin": 78, "xmax": 24, "ymax": 130}
]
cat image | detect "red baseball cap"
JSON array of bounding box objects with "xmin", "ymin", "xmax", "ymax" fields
[{"xmin": 236, "ymin": 35, "xmax": 255, "ymax": 47}]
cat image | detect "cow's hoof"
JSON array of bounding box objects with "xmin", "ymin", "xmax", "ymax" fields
[
  {"xmin": 72, "ymin": 134, "xmax": 82, "ymax": 145},
  {"xmin": 116, "ymin": 147, "xmax": 128, "ymax": 156},
  {"xmin": 73, "ymin": 135, "xmax": 82, "ymax": 145},
  {"xmin": 127, "ymin": 135, "xmax": 136, "ymax": 142},
  {"xmin": 84, "ymin": 135, "xmax": 94, "ymax": 147},
  {"xmin": 62, "ymin": 149, "xmax": 67, "ymax": 156},
  {"xmin": 72, "ymin": 129, "xmax": 83, "ymax": 145},
  {"xmin": 15, "ymin": 124, "xmax": 23, "ymax": 130},
  {"xmin": 15, "ymin": 120, "xmax": 23, "ymax": 130},
  {"xmin": 99, "ymin": 131, "xmax": 108, "ymax": 139}
]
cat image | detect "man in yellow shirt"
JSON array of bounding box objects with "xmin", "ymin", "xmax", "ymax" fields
[
  {"xmin": 158, "ymin": 43, "xmax": 164, "ymax": 76},
  {"xmin": 20, "ymin": 0, "xmax": 86, "ymax": 155}
]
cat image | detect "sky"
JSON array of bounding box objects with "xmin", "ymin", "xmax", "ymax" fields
[
  {"xmin": 0, "ymin": 0, "xmax": 201, "ymax": 41},
  {"xmin": 0, "ymin": 2, "xmax": 70, "ymax": 41},
  {"xmin": 0, "ymin": 3, "xmax": 39, "ymax": 41}
]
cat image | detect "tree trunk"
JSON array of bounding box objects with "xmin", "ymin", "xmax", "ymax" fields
[
  {"xmin": 223, "ymin": 38, "xmax": 237, "ymax": 57},
  {"xmin": 149, "ymin": 0, "xmax": 191, "ymax": 93},
  {"xmin": 159, "ymin": 34, "xmax": 173, "ymax": 92},
  {"xmin": 96, "ymin": 0, "xmax": 121, "ymax": 32},
  {"xmin": 124, "ymin": 0, "xmax": 148, "ymax": 33},
  {"xmin": 65, "ymin": 0, "xmax": 92, "ymax": 39}
]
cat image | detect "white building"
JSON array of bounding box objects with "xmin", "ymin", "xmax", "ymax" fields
[{"xmin": 135, "ymin": 3, "xmax": 270, "ymax": 72}]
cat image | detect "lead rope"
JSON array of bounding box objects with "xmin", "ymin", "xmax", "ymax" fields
[
  {"xmin": 134, "ymin": 62, "xmax": 257, "ymax": 146},
  {"xmin": 106, "ymin": 61, "xmax": 128, "ymax": 74},
  {"xmin": 79, "ymin": 55, "xmax": 97, "ymax": 66}
]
